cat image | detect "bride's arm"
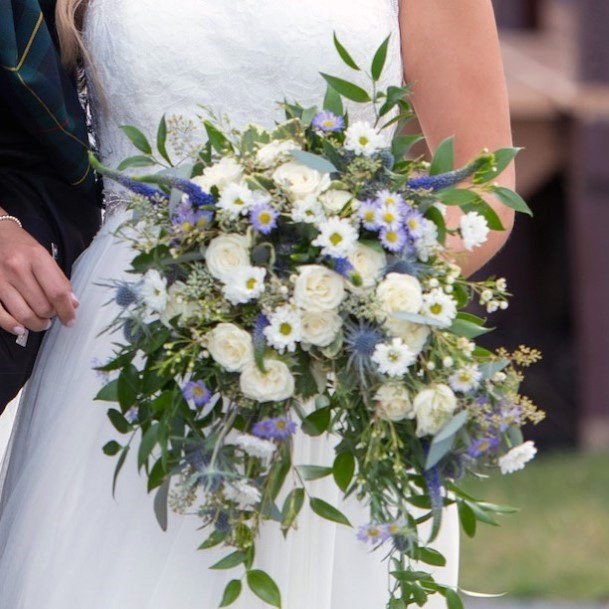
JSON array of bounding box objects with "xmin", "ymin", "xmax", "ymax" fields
[{"xmin": 400, "ymin": 0, "xmax": 515, "ymax": 276}]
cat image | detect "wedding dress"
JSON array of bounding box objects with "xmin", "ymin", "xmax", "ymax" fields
[{"xmin": 0, "ymin": 1, "xmax": 459, "ymax": 607}]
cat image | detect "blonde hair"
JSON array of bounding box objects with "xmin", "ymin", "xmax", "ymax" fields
[{"xmin": 55, "ymin": 0, "xmax": 88, "ymax": 69}]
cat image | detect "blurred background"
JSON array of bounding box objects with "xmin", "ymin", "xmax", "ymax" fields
[{"xmin": 459, "ymin": 0, "xmax": 609, "ymax": 607}]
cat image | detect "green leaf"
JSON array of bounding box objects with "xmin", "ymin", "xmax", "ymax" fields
[
  {"xmin": 301, "ymin": 406, "xmax": 331, "ymax": 436},
  {"xmin": 448, "ymin": 316, "xmax": 494, "ymax": 339},
  {"xmin": 210, "ymin": 551, "xmax": 247, "ymax": 570},
  {"xmin": 157, "ymin": 114, "xmax": 171, "ymax": 164},
  {"xmin": 425, "ymin": 205, "xmax": 447, "ymax": 244},
  {"xmin": 281, "ymin": 487, "xmax": 305, "ymax": 531},
  {"xmin": 204, "ymin": 120, "xmax": 233, "ymax": 153},
  {"xmin": 137, "ymin": 422, "xmax": 159, "ymax": 469},
  {"xmin": 95, "ymin": 379, "xmax": 119, "ymax": 402},
  {"xmin": 333, "ymin": 32, "xmax": 360, "ymax": 70},
  {"xmin": 112, "ymin": 446, "xmax": 129, "ymax": 497},
  {"xmin": 418, "ymin": 547, "xmax": 447, "ymax": 567},
  {"xmin": 458, "ymin": 501, "xmax": 477, "ymax": 538},
  {"xmin": 297, "ymin": 465, "xmax": 332, "ymax": 481},
  {"xmin": 391, "ymin": 134, "xmax": 423, "ymax": 160},
  {"xmin": 102, "ymin": 440, "xmax": 121, "ymax": 456},
  {"xmin": 333, "ymin": 451, "xmax": 355, "ymax": 492},
  {"xmin": 462, "ymin": 198, "xmax": 505, "ymax": 231},
  {"xmin": 430, "ymin": 137, "xmax": 454, "ymax": 175},
  {"xmin": 466, "ymin": 500, "xmax": 499, "ymax": 527},
  {"xmin": 433, "ymin": 410, "xmax": 469, "ymax": 444},
  {"xmin": 153, "ymin": 478, "xmax": 169, "ymax": 531},
  {"xmin": 476, "ymin": 147, "xmax": 521, "ymax": 182},
  {"xmin": 323, "ymin": 83, "xmax": 344, "ymax": 116},
  {"xmin": 117, "ymin": 364, "xmax": 140, "ymax": 410},
  {"xmin": 220, "ymin": 580, "xmax": 242, "ymax": 607},
  {"xmin": 320, "ymin": 74, "xmax": 371, "ymax": 103},
  {"xmin": 371, "ymin": 35, "xmax": 390, "ymax": 81},
  {"xmin": 310, "ymin": 497, "xmax": 351, "ymax": 527},
  {"xmin": 107, "ymin": 408, "xmax": 131, "ymax": 434},
  {"xmin": 290, "ymin": 150, "xmax": 336, "ymax": 174},
  {"xmin": 120, "ymin": 125, "xmax": 152, "ymax": 154},
  {"xmin": 247, "ymin": 570, "xmax": 282, "ymax": 608},
  {"xmin": 435, "ymin": 188, "xmax": 479, "ymax": 206},
  {"xmin": 446, "ymin": 589, "xmax": 464, "ymax": 609},
  {"xmin": 492, "ymin": 185, "xmax": 533, "ymax": 216},
  {"xmin": 117, "ymin": 155, "xmax": 156, "ymax": 171},
  {"xmin": 425, "ymin": 434, "xmax": 456, "ymax": 470}
]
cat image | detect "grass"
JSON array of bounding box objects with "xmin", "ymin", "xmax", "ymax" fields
[{"xmin": 459, "ymin": 451, "xmax": 609, "ymax": 601}]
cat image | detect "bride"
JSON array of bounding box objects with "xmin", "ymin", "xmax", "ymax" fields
[{"xmin": 0, "ymin": 0, "xmax": 515, "ymax": 607}]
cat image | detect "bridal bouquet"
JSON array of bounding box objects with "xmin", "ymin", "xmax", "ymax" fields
[{"xmin": 92, "ymin": 35, "xmax": 543, "ymax": 609}]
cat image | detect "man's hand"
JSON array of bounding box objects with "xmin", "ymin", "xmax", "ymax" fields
[{"xmin": 0, "ymin": 218, "xmax": 79, "ymax": 336}]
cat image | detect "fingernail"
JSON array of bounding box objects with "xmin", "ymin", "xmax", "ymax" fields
[
  {"xmin": 71, "ymin": 292, "xmax": 80, "ymax": 308},
  {"xmin": 43, "ymin": 319, "xmax": 53, "ymax": 331},
  {"xmin": 66, "ymin": 318, "xmax": 76, "ymax": 328},
  {"xmin": 12, "ymin": 325, "xmax": 26, "ymax": 336}
]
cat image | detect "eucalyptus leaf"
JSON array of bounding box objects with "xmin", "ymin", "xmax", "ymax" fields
[
  {"xmin": 153, "ymin": 478, "xmax": 170, "ymax": 531},
  {"xmin": 107, "ymin": 409, "xmax": 131, "ymax": 434},
  {"xmin": 391, "ymin": 311, "xmax": 444, "ymax": 327},
  {"xmin": 433, "ymin": 410, "xmax": 469, "ymax": 444},
  {"xmin": 479, "ymin": 358, "xmax": 510, "ymax": 380},
  {"xmin": 290, "ymin": 149, "xmax": 336, "ymax": 174},
  {"xmin": 425, "ymin": 434, "xmax": 456, "ymax": 470},
  {"xmin": 95, "ymin": 379, "xmax": 119, "ymax": 402}
]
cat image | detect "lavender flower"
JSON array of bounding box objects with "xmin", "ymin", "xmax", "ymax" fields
[
  {"xmin": 252, "ymin": 416, "xmax": 297, "ymax": 441},
  {"xmin": 358, "ymin": 198, "xmax": 380, "ymax": 231},
  {"xmin": 249, "ymin": 202, "xmax": 279, "ymax": 234},
  {"xmin": 125, "ymin": 406, "xmax": 139, "ymax": 424},
  {"xmin": 312, "ymin": 110, "xmax": 345, "ymax": 133},
  {"xmin": 380, "ymin": 226, "xmax": 408, "ymax": 253},
  {"xmin": 182, "ymin": 380, "xmax": 212, "ymax": 407},
  {"xmin": 467, "ymin": 436, "xmax": 500, "ymax": 458},
  {"xmin": 403, "ymin": 207, "xmax": 425, "ymax": 240},
  {"xmin": 171, "ymin": 201, "xmax": 214, "ymax": 232},
  {"xmin": 356, "ymin": 522, "xmax": 391, "ymax": 545}
]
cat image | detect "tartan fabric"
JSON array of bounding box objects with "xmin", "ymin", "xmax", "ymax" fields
[{"xmin": 0, "ymin": 0, "xmax": 94, "ymax": 192}]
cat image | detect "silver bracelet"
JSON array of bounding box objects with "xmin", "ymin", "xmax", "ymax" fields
[{"xmin": 0, "ymin": 214, "xmax": 23, "ymax": 229}]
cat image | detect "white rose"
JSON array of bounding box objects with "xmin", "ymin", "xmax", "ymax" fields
[
  {"xmin": 272, "ymin": 161, "xmax": 331, "ymax": 201},
  {"xmin": 256, "ymin": 139, "xmax": 301, "ymax": 168},
  {"xmin": 377, "ymin": 273, "xmax": 423, "ymax": 318},
  {"xmin": 384, "ymin": 319, "xmax": 430, "ymax": 356},
  {"xmin": 192, "ymin": 157, "xmax": 244, "ymax": 192},
  {"xmin": 207, "ymin": 323, "xmax": 254, "ymax": 372},
  {"xmin": 413, "ymin": 384, "xmax": 458, "ymax": 437},
  {"xmin": 301, "ymin": 310, "xmax": 343, "ymax": 347},
  {"xmin": 240, "ymin": 359, "xmax": 295, "ymax": 402},
  {"xmin": 374, "ymin": 383, "xmax": 414, "ymax": 422},
  {"xmin": 348, "ymin": 242, "xmax": 387, "ymax": 289},
  {"xmin": 293, "ymin": 265, "xmax": 345, "ymax": 312},
  {"xmin": 161, "ymin": 282, "xmax": 197, "ymax": 326},
  {"xmin": 319, "ymin": 189, "xmax": 353, "ymax": 214},
  {"xmin": 205, "ymin": 234, "xmax": 250, "ymax": 280}
]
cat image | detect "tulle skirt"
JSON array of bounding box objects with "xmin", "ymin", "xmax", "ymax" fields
[{"xmin": 0, "ymin": 209, "xmax": 459, "ymax": 609}]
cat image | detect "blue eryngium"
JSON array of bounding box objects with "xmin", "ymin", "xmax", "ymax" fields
[
  {"xmin": 406, "ymin": 156, "xmax": 488, "ymax": 192},
  {"xmin": 344, "ymin": 321, "xmax": 384, "ymax": 383}
]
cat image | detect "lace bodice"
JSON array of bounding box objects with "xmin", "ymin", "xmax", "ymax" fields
[{"xmin": 84, "ymin": 0, "xmax": 404, "ymax": 184}]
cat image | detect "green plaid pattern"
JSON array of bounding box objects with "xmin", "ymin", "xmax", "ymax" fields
[{"xmin": 0, "ymin": 0, "xmax": 94, "ymax": 192}]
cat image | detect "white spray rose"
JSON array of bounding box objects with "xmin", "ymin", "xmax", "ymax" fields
[
  {"xmin": 293, "ymin": 265, "xmax": 345, "ymax": 312},
  {"xmin": 240, "ymin": 359, "xmax": 295, "ymax": 402},
  {"xmin": 348, "ymin": 242, "xmax": 387, "ymax": 289},
  {"xmin": 207, "ymin": 323, "xmax": 254, "ymax": 372},
  {"xmin": 192, "ymin": 156, "xmax": 244, "ymax": 192},
  {"xmin": 413, "ymin": 384, "xmax": 458, "ymax": 437},
  {"xmin": 140, "ymin": 269, "xmax": 168, "ymax": 313},
  {"xmin": 374, "ymin": 383, "xmax": 414, "ymax": 422},
  {"xmin": 319, "ymin": 189, "xmax": 353, "ymax": 214},
  {"xmin": 161, "ymin": 282, "xmax": 197, "ymax": 326},
  {"xmin": 384, "ymin": 319, "xmax": 430, "ymax": 356},
  {"xmin": 272, "ymin": 161, "xmax": 331, "ymax": 201},
  {"xmin": 205, "ymin": 234, "xmax": 250, "ymax": 280},
  {"xmin": 301, "ymin": 310, "xmax": 343, "ymax": 347},
  {"xmin": 256, "ymin": 139, "xmax": 300, "ymax": 168},
  {"xmin": 377, "ymin": 273, "xmax": 423, "ymax": 319}
]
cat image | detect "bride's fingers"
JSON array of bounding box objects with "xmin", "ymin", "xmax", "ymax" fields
[
  {"xmin": 0, "ymin": 301, "xmax": 26, "ymax": 336},
  {"xmin": 8, "ymin": 273, "xmax": 56, "ymax": 320},
  {"xmin": 0, "ymin": 285, "xmax": 52, "ymax": 332},
  {"xmin": 31, "ymin": 254, "xmax": 77, "ymax": 326}
]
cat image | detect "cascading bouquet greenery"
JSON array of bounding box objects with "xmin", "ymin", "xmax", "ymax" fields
[{"xmin": 92, "ymin": 34, "xmax": 543, "ymax": 609}]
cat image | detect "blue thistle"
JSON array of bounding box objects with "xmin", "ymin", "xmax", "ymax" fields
[
  {"xmin": 115, "ymin": 283, "xmax": 138, "ymax": 307},
  {"xmin": 344, "ymin": 321, "xmax": 384, "ymax": 383}
]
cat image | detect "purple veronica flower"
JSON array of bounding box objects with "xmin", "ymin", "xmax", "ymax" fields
[
  {"xmin": 358, "ymin": 198, "xmax": 380, "ymax": 231},
  {"xmin": 249, "ymin": 202, "xmax": 279, "ymax": 234},
  {"xmin": 252, "ymin": 416, "xmax": 297, "ymax": 440},
  {"xmin": 380, "ymin": 226, "xmax": 408, "ymax": 252},
  {"xmin": 356, "ymin": 522, "xmax": 392, "ymax": 545},
  {"xmin": 312, "ymin": 110, "xmax": 345, "ymax": 133},
  {"xmin": 182, "ymin": 380, "xmax": 212, "ymax": 407}
]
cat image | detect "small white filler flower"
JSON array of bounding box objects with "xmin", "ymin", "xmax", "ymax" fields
[
  {"xmin": 460, "ymin": 211, "xmax": 490, "ymax": 251},
  {"xmin": 140, "ymin": 269, "xmax": 168, "ymax": 313}
]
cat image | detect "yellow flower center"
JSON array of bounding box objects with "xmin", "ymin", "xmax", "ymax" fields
[
  {"xmin": 246, "ymin": 277, "xmax": 258, "ymax": 290},
  {"xmin": 259, "ymin": 211, "xmax": 272, "ymax": 224},
  {"xmin": 358, "ymin": 136, "xmax": 369, "ymax": 146},
  {"xmin": 329, "ymin": 232, "xmax": 343, "ymax": 246},
  {"xmin": 279, "ymin": 322, "xmax": 293, "ymax": 336},
  {"xmin": 430, "ymin": 303, "xmax": 443, "ymax": 315}
]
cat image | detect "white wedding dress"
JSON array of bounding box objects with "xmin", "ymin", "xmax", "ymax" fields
[{"xmin": 0, "ymin": 1, "xmax": 459, "ymax": 607}]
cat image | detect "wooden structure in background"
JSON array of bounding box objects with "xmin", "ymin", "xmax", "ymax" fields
[{"xmin": 494, "ymin": 0, "xmax": 609, "ymax": 449}]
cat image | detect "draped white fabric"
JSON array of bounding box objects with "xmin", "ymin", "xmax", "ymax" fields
[{"xmin": 0, "ymin": 1, "xmax": 459, "ymax": 606}]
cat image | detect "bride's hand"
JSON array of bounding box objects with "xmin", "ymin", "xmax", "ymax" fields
[{"xmin": 0, "ymin": 215, "xmax": 79, "ymax": 336}]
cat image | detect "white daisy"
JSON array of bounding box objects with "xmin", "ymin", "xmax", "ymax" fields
[
  {"xmin": 344, "ymin": 121, "xmax": 384, "ymax": 157},
  {"xmin": 460, "ymin": 211, "xmax": 490, "ymax": 251},
  {"xmin": 222, "ymin": 266, "xmax": 267, "ymax": 305},
  {"xmin": 312, "ymin": 217, "xmax": 358, "ymax": 258},
  {"xmin": 448, "ymin": 364, "xmax": 482, "ymax": 393},
  {"xmin": 218, "ymin": 182, "xmax": 255, "ymax": 217},
  {"xmin": 499, "ymin": 441, "xmax": 537, "ymax": 475},
  {"xmin": 140, "ymin": 269, "xmax": 168, "ymax": 313},
  {"xmin": 421, "ymin": 288, "xmax": 457, "ymax": 328},
  {"xmin": 291, "ymin": 196, "xmax": 325, "ymax": 224},
  {"xmin": 223, "ymin": 480, "xmax": 261, "ymax": 509},
  {"xmin": 372, "ymin": 338, "xmax": 417, "ymax": 378},
  {"xmin": 234, "ymin": 433, "xmax": 277, "ymax": 465},
  {"xmin": 264, "ymin": 305, "xmax": 303, "ymax": 353},
  {"xmin": 375, "ymin": 204, "xmax": 402, "ymax": 228}
]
